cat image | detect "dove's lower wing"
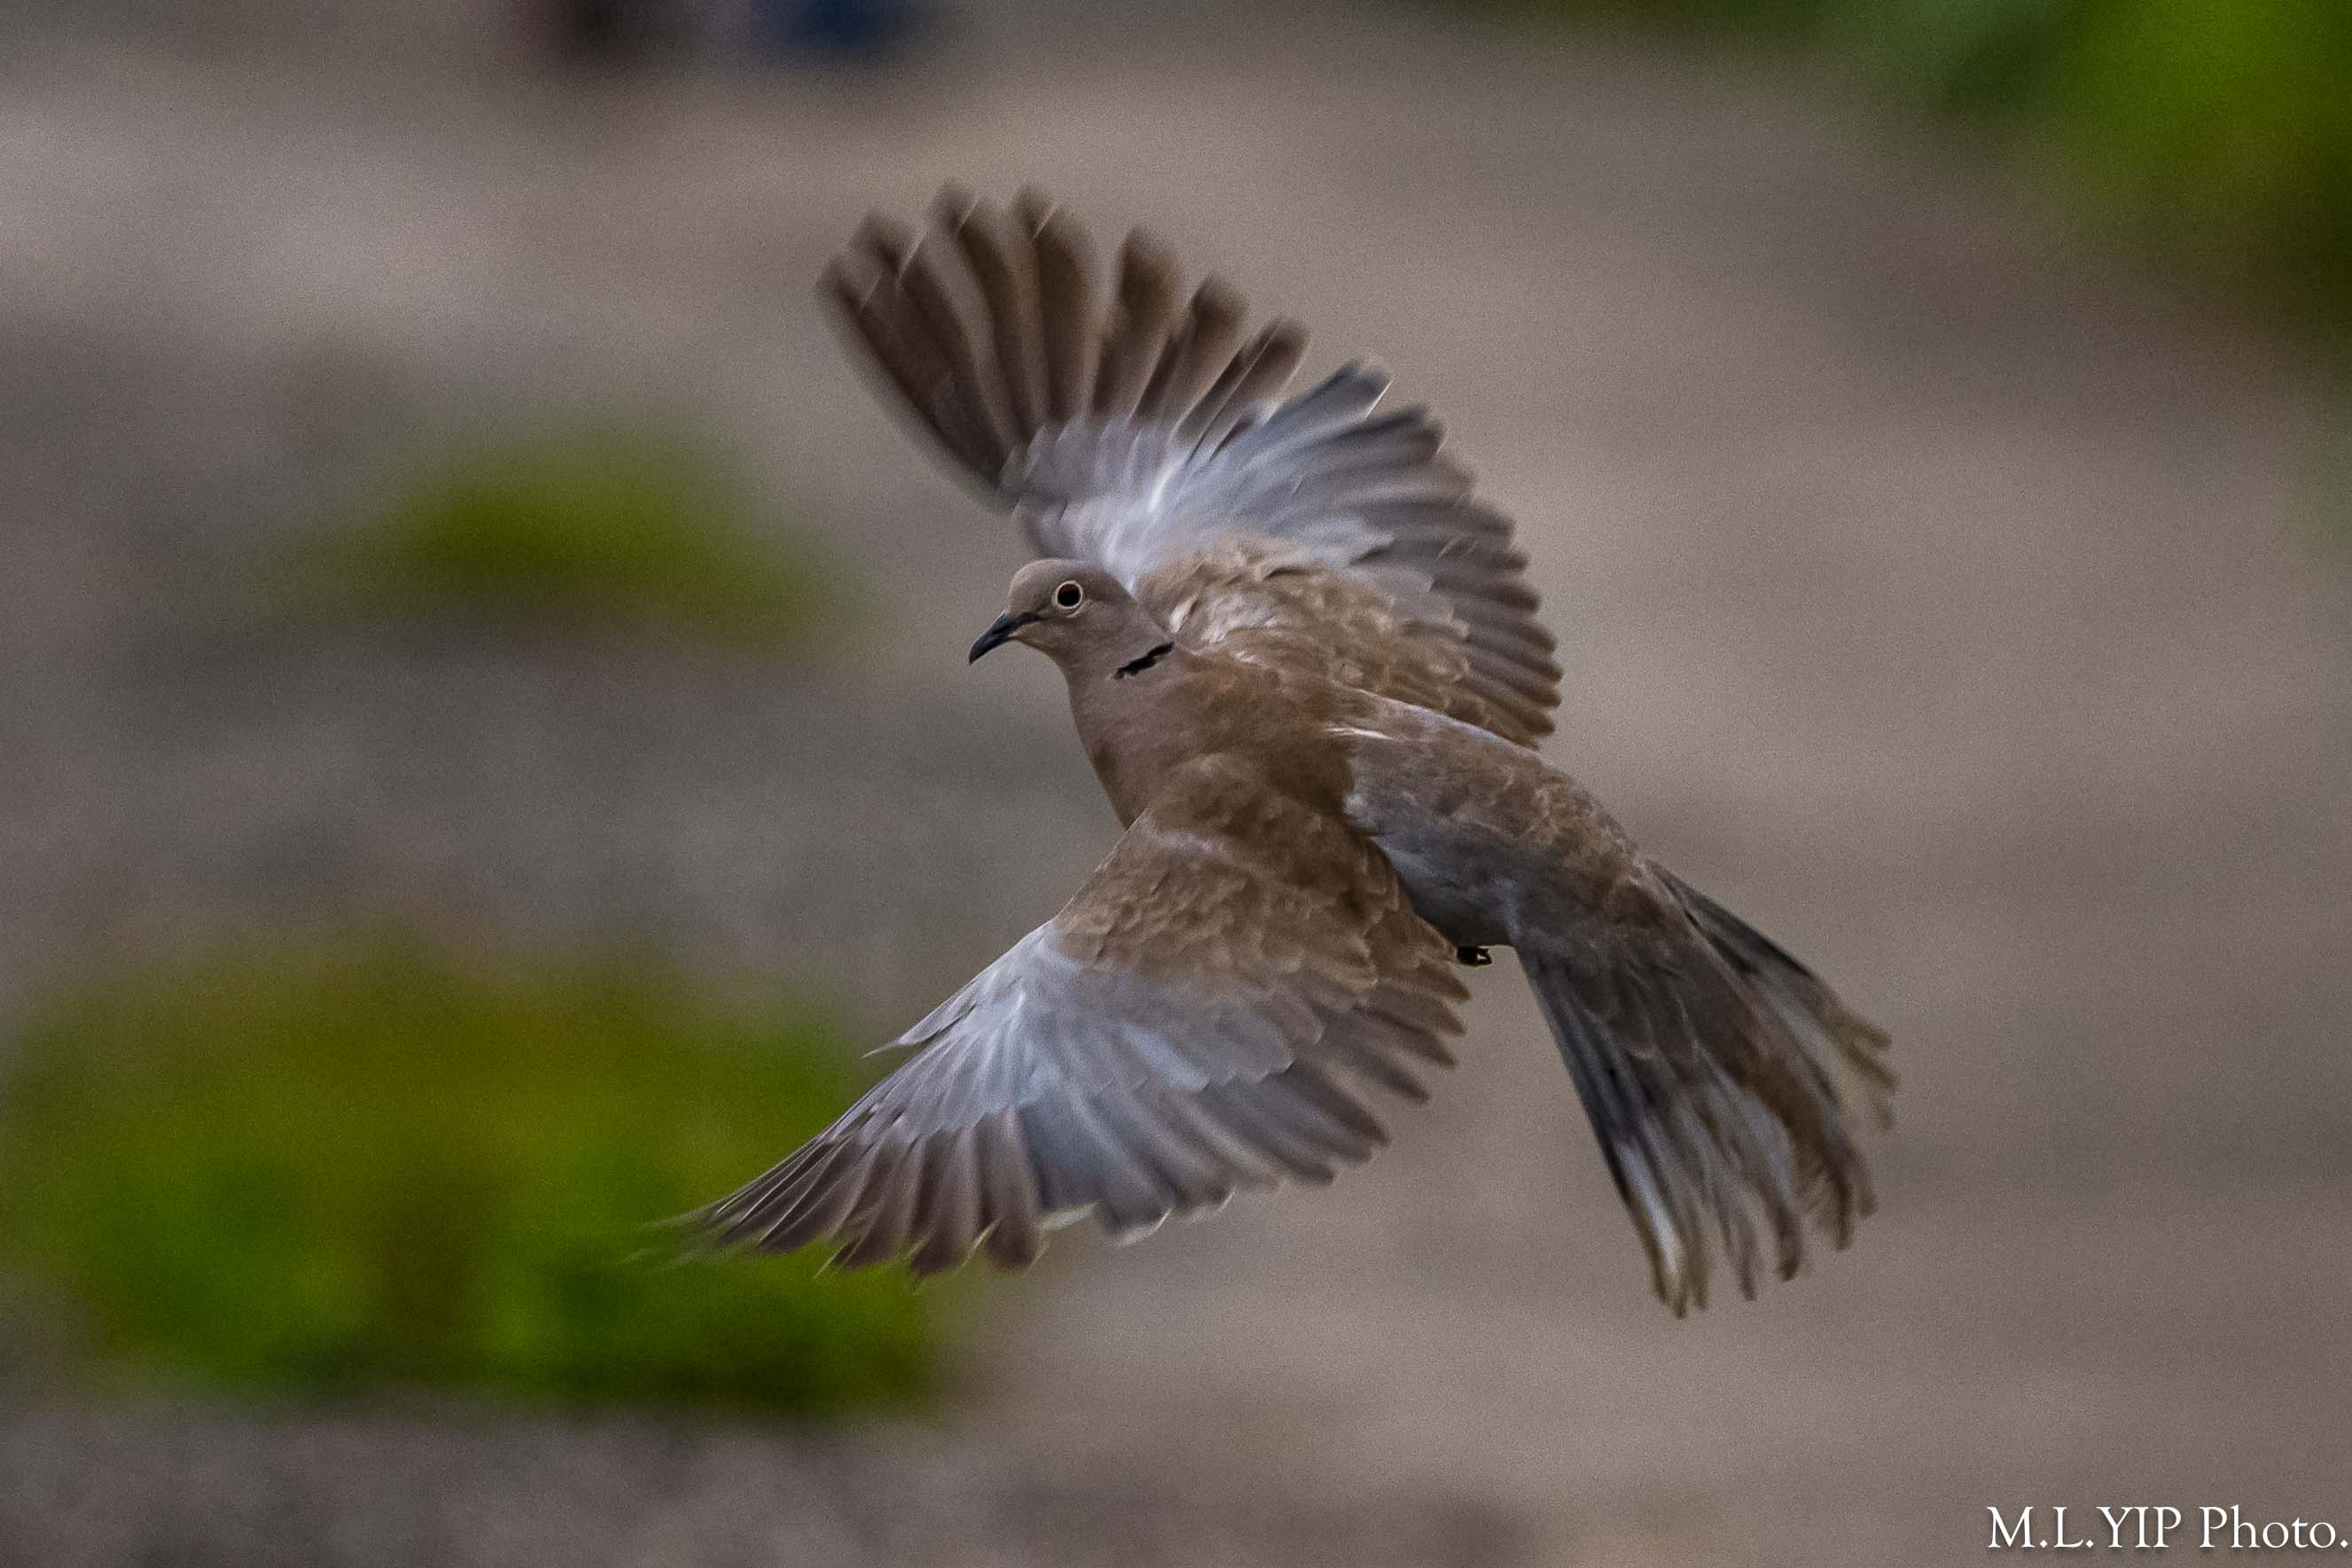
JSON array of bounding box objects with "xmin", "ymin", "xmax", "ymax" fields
[
  {"xmin": 699, "ymin": 756, "xmax": 1466, "ymax": 1275},
  {"xmin": 824, "ymin": 188, "xmax": 1560, "ymax": 746}
]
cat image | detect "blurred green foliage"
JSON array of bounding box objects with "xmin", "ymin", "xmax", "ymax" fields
[
  {"xmin": 1832, "ymin": 0, "xmax": 2352, "ymax": 312},
  {"xmin": 1502, "ymin": 0, "xmax": 2352, "ymax": 324},
  {"xmin": 299, "ymin": 425, "xmax": 839, "ymax": 644},
  {"xmin": 0, "ymin": 945, "xmax": 938, "ymax": 1414}
]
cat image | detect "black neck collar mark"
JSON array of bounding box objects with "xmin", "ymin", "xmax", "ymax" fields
[{"xmin": 1113, "ymin": 641, "xmax": 1176, "ymax": 680}]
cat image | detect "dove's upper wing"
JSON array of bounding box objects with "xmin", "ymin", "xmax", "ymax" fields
[
  {"xmin": 699, "ymin": 755, "xmax": 1466, "ymax": 1274},
  {"xmin": 825, "ymin": 189, "xmax": 1562, "ymax": 746}
]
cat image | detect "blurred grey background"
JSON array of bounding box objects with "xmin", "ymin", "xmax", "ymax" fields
[{"xmin": 2, "ymin": 0, "xmax": 2348, "ymax": 1563}]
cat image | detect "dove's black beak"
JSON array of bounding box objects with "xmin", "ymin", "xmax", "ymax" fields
[{"xmin": 968, "ymin": 611, "xmax": 1039, "ymax": 664}]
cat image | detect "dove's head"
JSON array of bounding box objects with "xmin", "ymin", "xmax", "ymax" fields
[{"xmin": 968, "ymin": 559, "xmax": 1167, "ymax": 675}]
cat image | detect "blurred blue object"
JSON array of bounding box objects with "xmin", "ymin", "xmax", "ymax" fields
[
  {"xmin": 756, "ymin": 0, "xmax": 927, "ymax": 55},
  {"xmin": 531, "ymin": 0, "xmax": 930, "ymax": 65}
]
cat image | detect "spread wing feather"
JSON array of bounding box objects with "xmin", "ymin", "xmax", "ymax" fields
[
  {"xmin": 824, "ymin": 186, "xmax": 1562, "ymax": 746},
  {"xmin": 698, "ymin": 757, "xmax": 1467, "ymax": 1274}
]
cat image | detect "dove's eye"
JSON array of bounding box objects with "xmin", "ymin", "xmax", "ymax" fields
[{"xmin": 1053, "ymin": 581, "xmax": 1085, "ymax": 611}]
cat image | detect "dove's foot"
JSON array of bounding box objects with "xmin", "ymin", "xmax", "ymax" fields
[{"xmin": 1455, "ymin": 946, "xmax": 1492, "ymax": 967}]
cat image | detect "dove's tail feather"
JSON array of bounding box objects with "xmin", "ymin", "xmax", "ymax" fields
[{"xmin": 1516, "ymin": 870, "xmax": 1893, "ymax": 1316}]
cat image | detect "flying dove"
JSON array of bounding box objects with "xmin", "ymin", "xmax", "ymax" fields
[{"xmin": 701, "ymin": 187, "xmax": 1894, "ymax": 1313}]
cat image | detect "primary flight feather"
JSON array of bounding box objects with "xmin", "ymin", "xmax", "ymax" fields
[{"xmin": 700, "ymin": 186, "xmax": 1893, "ymax": 1314}]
